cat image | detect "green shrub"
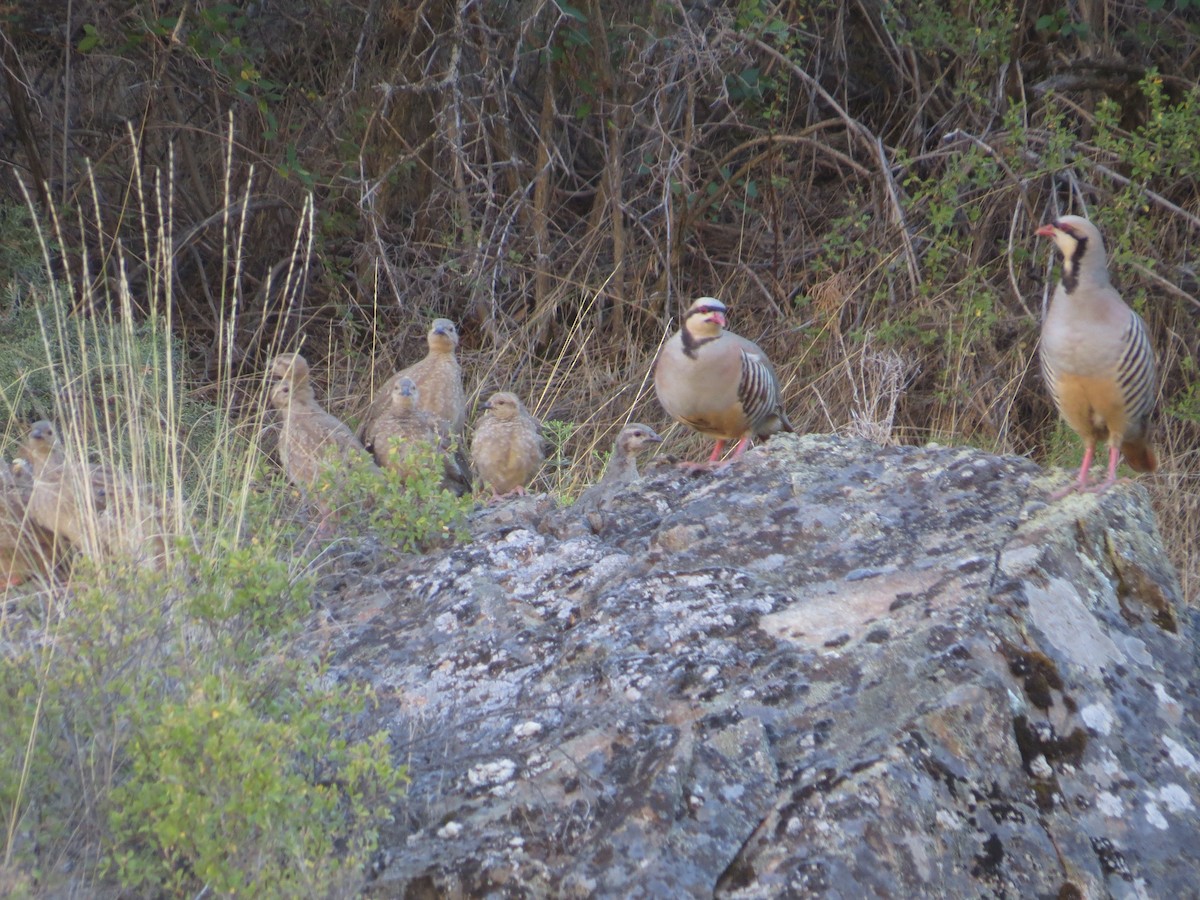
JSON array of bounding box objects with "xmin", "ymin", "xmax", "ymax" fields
[{"xmin": 106, "ymin": 676, "xmax": 403, "ymax": 898}]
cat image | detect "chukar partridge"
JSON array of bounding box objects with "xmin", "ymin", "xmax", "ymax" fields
[
  {"xmin": 470, "ymin": 391, "xmax": 544, "ymax": 498},
  {"xmin": 268, "ymin": 353, "xmax": 376, "ymax": 515},
  {"xmin": 19, "ymin": 421, "xmax": 168, "ymax": 569},
  {"xmin": 19, "ymin": 420, "xmax": 101, "ymax": 555},
  {"xmin": 569, "ymin": 423, "xmax": 664, "ymax": 519},
  {"xmin": 0, "ymin": 459, "xmax": 55, "ymax": 586},
  {"xmin": 654, "ymin": 297, "xmax": 793, "ymax": 467},
  {"xmin": 598, "ymin": 423, "xmax": 663, "ymax": 486},
  {"xmin": 1037, "ymin": 215, "xmax": 1157, "ymax": 496},
  {"xmin": 360, "ymin": 319, "xmax": 466, "ymax": 442},
  {"xmin": 363, "ymin": 376, "xmax": 470, "ymax": 493}
]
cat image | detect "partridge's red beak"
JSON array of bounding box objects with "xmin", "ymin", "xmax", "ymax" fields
[
  {"xmin": 1035, "ymin": 223, "xmax": 1057, "ymax": 238},
  {"xmin": 709, "ymin": 311, "xmax": 726, "ymax": 327}
]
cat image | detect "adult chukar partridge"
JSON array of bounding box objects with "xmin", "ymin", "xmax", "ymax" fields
[
  {"xmin": 268, "ymin": 353, "xmax": 376, "ymax": 518},
  {"xmin": 363, "ymin": 376, "xmax": 470, "ymax": 493},
  {"xmin": 470, "ymin": 391, "xmax": 544, "ymax": 498},
  {"xmin": 654, "ymin": 297, "xmax": 793, "ymax": 467},
  {"xmin": 1037, "ymin": 216, "xmax": 1157, "ymax": 496},
  {"xmin": 1036, "ymin": 216, "xmax": 1156, "ymax": 496},
  {"xmin": 360, "ymin": 319, "xmax": 466, "ymax": 443}
]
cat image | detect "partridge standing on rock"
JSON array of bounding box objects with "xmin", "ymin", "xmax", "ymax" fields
[
  {"xmin": 360, "ymin": 318, "xmax": 467, "ymax": 442},
  {"xmin": 470, "ymin": 391, "xmax": 544, "ymax": 498},
  {"xmin": 363, "ymin": 376, "xmax": 470, "ymax": 493},
  {"xmin": 269, "ymin": 353, "xmax": 376, "ymax": 511},
  {"xmin": 598, "ymin": 423, "xmax": 663, "ymax": 486},
  {"xmin": 1037, "ymin": 216, "xmax": 1157, "ymax": 496},
  {"xmin": 568, "ymin": 423, "xmax": 664, "ymax": 521},
  {"xmin": 0, "ymin": 459, "xmax": 55, "ymax": 586},
  {"xmin": 654, "ymin": 297, "xmax": 793, "ymax": 467}
]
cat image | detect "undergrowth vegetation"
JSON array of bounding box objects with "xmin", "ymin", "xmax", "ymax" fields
[{"xmin": 2, "ymin": 0, "xmax": 1199, "ymax": 893}]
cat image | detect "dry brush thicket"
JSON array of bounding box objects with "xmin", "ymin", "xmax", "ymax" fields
[{"xmin": 2, "ymin": 0, "xmax": 1198, "ymax": 592}]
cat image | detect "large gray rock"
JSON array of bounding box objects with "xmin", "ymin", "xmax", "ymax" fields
[{"xmin": 322, "ymin": 433, "xmax": 1195, "ymax": 898}]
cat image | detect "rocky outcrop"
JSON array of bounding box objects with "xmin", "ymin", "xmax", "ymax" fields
[{"xmin": 321, "ymin": 434, "xmax": 1195, "ymax": 898}]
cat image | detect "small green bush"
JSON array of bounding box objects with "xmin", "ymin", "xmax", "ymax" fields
[
  {"xmin": 106, "ymin": 676, "xmax": 404, "ymax": 898},
  {"xmin": 319, "ymin": 440, "xmax": 472, "ymax": 552}
]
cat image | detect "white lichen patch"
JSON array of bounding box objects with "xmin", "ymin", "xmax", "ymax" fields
[
  {"xmin": 935, "ymin": 809, "xmax": 961, "ymax": 831},
  {"xmin": 1023, "ymin": 576, "xmax": 1122, "ymax": 673},
  {"xmin": 1029, "ymin": 754, "xmax": 1053, "ymax": 779},
  {"xmin": 1163, "ymin": 736, "xmax": 1200, "ymax": 775},
  {"xmin": 1144, "ymin": 801, "xmax": 1169, "ymax": 831},
  {"xmin": 512, "ymin": 721, "xmax": 543, "ymax": 739},
  {"xmin": 1096, "ymin": 791, "xmax": 1124, "ymax": 818},
  {"xmin": 1080, "ymin": 702, "xmax": 1115, "ymax": 736},
  {"xmin": 468, "ymin": 758, "xmax": 518, "ymax": 788},
  {"xmin": 1157, "ymin": 783, "xmax": 1194, "ymax": 814},
  {"xmin": 1154, "ymin": 683, "xmax": 1183, "ymax": 724},
  {"xmin": 437, "ymin": 821, "xmax": 464, "ymax": 839}
]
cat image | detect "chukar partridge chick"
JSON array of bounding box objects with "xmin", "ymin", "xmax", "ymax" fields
[
  {"xmin": 19, "ymin": 420, "xmax": 168, "ymax": 569},
  {"xmin": 19, "ymin": 419, "xmax": 98, "ymax": 555},
  {"xmin": 269, "ymin": 353, "xmax": 376, "ymax": 516},
  {"xmin": 0, "ymin": 459, "xmax": 55, "ymax": 586},
  {"xmin": 598, "ymin": 423, "xmax": 663, "ymax": 486},
  {"xmin": 654, "ymin": 297, "xmax": 793, "ymax": 468},
  {"xmin": 1037, "ymin": 216, "xmax": 1157, "ymax": 497},
  {"xmin": 570, "ymin": 423, "xmax": 664, "ymax": 519},
  {"xmin": 363, "ymin": 376, "xmax": 470, "ymax": 492},
  {"xmin": 470, "ymin": 391, "xmax": 544, "ymax": 498},
  {"xmin": 361, "ymin": 318, "xmax": 466, "ymax": 442}
]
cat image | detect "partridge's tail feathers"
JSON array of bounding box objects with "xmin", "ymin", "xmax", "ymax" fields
[{"xmin": 1121, "ymin": 438, "xmax": 1157, "ymax": 474}]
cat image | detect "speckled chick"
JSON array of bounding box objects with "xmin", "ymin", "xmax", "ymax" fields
[
  {"xmin": 599, "ymin": 423, "xmax": 663, "ymax": 486},
  {"xmin": 18, "ymin": 420, "xmax": 98, "ymax": 555},
  {"xmin": 364, "ymin": 376, "xmax": 470, "ymax": 492},
  {"xmin": 1037, "ymin": 216, "xmax": 1157, "ymax": 496},
  {"xmin": 654, "ymin": 297, "xmax": 792, "ymax": 467},
  {"xmin": 18, "ymin": 420, "xmax": 167, "ymax": 569},
  {"xmin": 269, "ymin": 353, "xmax": 376, "ymax": 509},
  {"xmin": 361, "ymin": 319, "xmax": 466, "ymax": 442},
  {"xmin": 470, "ymin": 391, "xmax": 544, "ymax": 498},
  {"xmin": 0, "ymin": 459, "xmax": 55, "ymax": 586}
]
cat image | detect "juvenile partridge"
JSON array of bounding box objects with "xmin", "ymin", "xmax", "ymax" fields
[
  {"xmin": 654, "ymin": 297, "xmax": 793, "ymax": 467},
  {"xmin": 598, "ymin": 423, "xmax": 663, "ymax": 486},
  {"xmin": 19, "ymin": 419, "xmax": 98, "ymax": 555},
  {"xmin": 19, "ymin": 420, "xmax": 168, "ymax": 569},
  {"xmin": 0, "ymin": 459, "xmax": 55, "ymax": 586},
  {"xmin": 268, "ymin": 353, "xmax": 376, "ymax": 514},
  {"xmin": 363, "ymin": 375, "xmax": 470, "ymax": 493},
  {"xmin": 569, "ymin": 423, "xmax": 664, "ymax": 518},
  {"xmin": 1037, "ymin": 215, "xmax": 1157, "ymax": 496},
  {"xmin": 360, "ymin": 319, "xmax": 466, "ymax": 441},
  {"xmin": 470, "ymin": 391, "xmax": 544, "ymax": 498}
]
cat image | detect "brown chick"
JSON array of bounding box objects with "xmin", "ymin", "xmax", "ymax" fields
[
  {"xmin": 363, "ymin": 376, "xmax": 470, "ymax": 493},
  {"xmin": 19, "ymin": 420, "xmax": 168, "ymax": 569},
  {"xmin": 268, "ymin": 353, "xmax": 377, "ymax": 519},
  {"xmin": 19, "ymin": 419, "xmax": 96, "ymax": 555},
  {"xmin": 470, "ymin": 391, "xmax": 544, "ymax": 498},
  {"xmin": 598, "ymin": 423, "xmax": 664, "ymax": 486},
  {"xmin": 0, "ymin": 459, "xmax": 55, "ymax": 586},
  {"xmin": 360, "ymin": 318, "xmax": 467, "ymax": 442}
]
